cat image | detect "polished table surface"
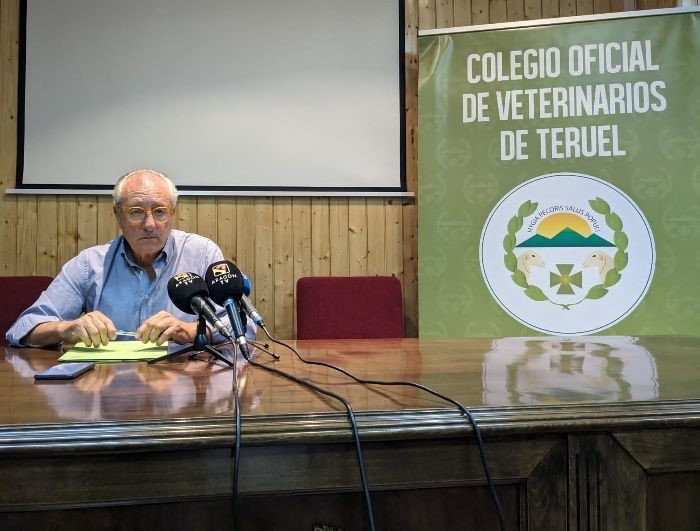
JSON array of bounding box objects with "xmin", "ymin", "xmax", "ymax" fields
[
  {"xmin": 1, "ymin": 335, "xmax": 699, "ymax": 453},
  {"xmin": 2, "ymin": 335, "xmax": 700, "ymax": 531}
]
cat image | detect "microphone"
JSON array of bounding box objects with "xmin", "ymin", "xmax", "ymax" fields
[
  {"xmin": 167, "ymin": 272, "xmax": 233, "ymax": 341},
  {"xmin": 204, "ymin": 260, "xmax": 250, "ymax": 356},
  {"xmin": 241, "ymin": 273, "xmax": 265, "ymax": 327},
  {"xmin": 241, "ymin": 295, "xmax": 265, "ymax": 327},
  {"xmin": 242, "ymin": 273, "xmax": 251, "ymax": 296}
]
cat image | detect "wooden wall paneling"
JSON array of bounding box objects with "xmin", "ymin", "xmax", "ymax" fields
[
  {"xmin": 594, "ymin": 0, "xmax": 613, "ymax": 15},
  {"xmin": 507, "ymin": 0, "xmax": 526, "ymax": 21},
  {"xmin": 76, "ymin": 196, "xmax": 98, "ymax": 254},
  {"xmin": 56, "ymin": 197, "xmax": 78, "ymax": 273},
  {"xmin": 96, "ymin": 197, "xmax": 118, "ymax": 245},
  {"xmin": 348, "ymin": 199, "xmax": 368, "ymax": 275},
  {"xmin": 36, "ymin": 195, "xmax": 58, "ymax": 274},
  {"xmin": 0, "ymin": 0, "xmax": 17, "ymax": 275},
  {"xmin": 385, "ymin": 198, "xmax": 406, "ymax": 330},
  {"xmin": 291, "ymin": 197, "xmax": 312, "ymax": 336},
  {"xmin": 453, "ymin": 0, "xmax": 474, "ymax": 25},
  {"xmin": 196, "ymin": 196, "xmax": 218, "ymax": 244},
  {"xmin": 0, "ymin": 194, "xmax": 17, "ymax": 274},
  {"xmin": 418, "ymin": 0, "xmax": 438, "ymax": 29},
  {"xmin": 404, "ymin": 0, "xmax": 420, "ymax": 337},
  {"xmin": 16, "ymin": 195, "xmax": 38, "ymax": 273},
  {"xmin": 578, "ymin": 0, "xmax": 596, "ymax": 15},
  {"xmin": 253, "ymin": 198, "xmax": 274, "ymax": 334},
  {"xmin": 310, "ymin": 197, "xmax": 331, "ymax": 276},
  {"xmin": 216, "ymin": 196, "xmax": 238, "ymax": 262},
  {"xmin": 175, "ymin": 196, "xmax": 197, "ymax": 234},
  {"xmin": 490, "ymin": 0, "xmax": 509, "ymax": 23},
  {"xmin": 385, "ymin": 199, "xmax": 404, "ymax": 277},
  {"xmin": 542, "ymin": 0, "xmax": 561, "ymax": 18},
  {"xmin": 235, "ymin": 198, "xmax": 255, "ymax": 290},
  {"xmin": 559, "ymin": 0, "xmax": 577, "ymax": 17},
  {"xmin": 608, "ymin": 0, "xmax": 626, "ymax": 12},
  {"xmin": 402, "ymin": 205, "xmax": 418, "ymax": 337},
  {"xmin": 328, "ymin": 198, "xmax": 350, "ymax": 276},
  {"xmin": 471, "ymin": 0, "xmax": 491, "ymax": 23},
  {"xmin": 366, "ymin": 199, "xmax": 387, "ymax": 274},
  {"xmin": 291, "ymin": 197, "xmax": 312, "ymax": 283},
  {"xmin": 272, "ymin": 197, "xmax": 294, "ymax": 340},
  {"xmin": 525, "ymin": 0, "xmax": 544, "ymax": 20},
  {"xmin": 435, "ymin": 0, "xmax": 456, "ymax": 27}
]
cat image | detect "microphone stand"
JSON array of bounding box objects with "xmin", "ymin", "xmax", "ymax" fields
[{"xmin": 148, "ymin": 314, "xmax": 234, "ymax": 366}]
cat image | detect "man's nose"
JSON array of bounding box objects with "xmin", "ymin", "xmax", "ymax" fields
[{"xmin": 142, "ymin": 211, "xmax": 158, "ymax": 227}]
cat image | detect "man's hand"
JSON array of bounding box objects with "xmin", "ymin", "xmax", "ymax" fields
[
  {"xmin": 136, "ymin": 311, "xmax": 199, "ymax": 345},
  {"xmin": 61, "ymin": 311, "xmax": 117, "ymax": 347}
]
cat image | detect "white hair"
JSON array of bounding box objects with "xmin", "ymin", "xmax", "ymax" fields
[{"xmin": 112, "ymin": 169, "xmax": 179, "ymax": 206}]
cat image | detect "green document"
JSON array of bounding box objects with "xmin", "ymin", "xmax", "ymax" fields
[{"xmin": 59, "ymin": 341, "xmax": 168, "ymax": 362}]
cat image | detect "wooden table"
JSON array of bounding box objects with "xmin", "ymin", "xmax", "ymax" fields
[{"xmin": 1, "ymin": 336, "xmax": 699, "ymax": 530}]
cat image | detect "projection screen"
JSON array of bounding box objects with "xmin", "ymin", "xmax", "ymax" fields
[{"xmin": 16, "ymin": 0, "xmax": 405, "ymax": 195}]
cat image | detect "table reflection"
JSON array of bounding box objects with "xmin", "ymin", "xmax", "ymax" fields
[
  {"xmin": 4, "ymin": 345, "xmax": 255, "ymax": 421},
  {"xmin": 482, "ymin": 336, "xmax": 659, "ymax": 406}
]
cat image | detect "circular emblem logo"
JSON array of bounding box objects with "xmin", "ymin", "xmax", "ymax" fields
[{"xmin": 480, "ymin": 173, "xmax": 655, "ymax": 335}]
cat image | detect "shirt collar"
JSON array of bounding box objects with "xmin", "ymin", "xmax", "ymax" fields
[{"xmin": 118, "ymin": 233, "xmax": 173, "ymax": 268}]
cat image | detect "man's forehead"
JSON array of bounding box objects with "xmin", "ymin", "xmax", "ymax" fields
[{"xmin": 123, "ymin": 176, "xmax": 169, "ymax": 196}]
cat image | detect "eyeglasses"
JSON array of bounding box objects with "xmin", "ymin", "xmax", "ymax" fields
[{"xmin": 120, "ymin": 205, "xmax": 172, "ymax": 223}]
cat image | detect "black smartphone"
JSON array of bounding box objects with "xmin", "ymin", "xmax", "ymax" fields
[{"xmin": 34, "ymin": 362, "xmax": 96, "ymax": 381}]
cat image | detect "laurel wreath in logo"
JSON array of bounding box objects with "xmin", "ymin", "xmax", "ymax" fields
[{"xmin": 503, "ymin": 198, "xmax": 629, "ymax": 309}]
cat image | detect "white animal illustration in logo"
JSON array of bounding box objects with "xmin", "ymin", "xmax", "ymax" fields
[
  {"xmin": 583, "ymin": 250, "xmax": 614, "ymax": 282},
  {"xmin": 516, "ymin": 251, "xmax": 545, "ymax": 281}
]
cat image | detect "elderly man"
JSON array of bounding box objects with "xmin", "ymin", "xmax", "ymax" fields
[{"xmin": 6, "ymin": 169, "xmax": 254, "ymax": 348}]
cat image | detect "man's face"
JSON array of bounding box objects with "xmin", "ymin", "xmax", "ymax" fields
[{"xmin": 114, "ymin": 173, "xmax": 174, "ymax": 264}]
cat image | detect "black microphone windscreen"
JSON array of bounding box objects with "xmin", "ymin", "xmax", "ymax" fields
[
  {"xmin": 205, "ymin": 260, "xmax": 245, "ymax": 305},
  {"xmin": 167, "ymin": 272, "xmax": 210, "ymax": 314}
]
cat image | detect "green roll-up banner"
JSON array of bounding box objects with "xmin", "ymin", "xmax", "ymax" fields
[{"xmin": 418, "ymin": 8, "xmax": 700, "ymax": 337}]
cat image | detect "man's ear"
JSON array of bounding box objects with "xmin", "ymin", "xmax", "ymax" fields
[{"xmin": 113, "ymin": 205, "xmax": 125, "ymax": 229}]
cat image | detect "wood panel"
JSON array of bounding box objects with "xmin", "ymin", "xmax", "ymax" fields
[{"xmin": 0, "ymin": 0, "xmax": 667, "ymax": 337}]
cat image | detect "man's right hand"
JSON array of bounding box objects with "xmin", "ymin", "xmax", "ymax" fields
[
  {"xmin": 62, "ymin": 311, "xmax": 118, "ymax": 347},
  {"xmin": 23, "ymin": 311, "xmax": 117, "ymax": 348}
]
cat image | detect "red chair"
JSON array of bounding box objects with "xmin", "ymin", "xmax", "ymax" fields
[
  {"xmin": 296, "ymin": 276, "xmax": 404, "ymax": 339},
  {"xmin": 0, "ymin": 276, "xmax": 54, "ymax": 345}
]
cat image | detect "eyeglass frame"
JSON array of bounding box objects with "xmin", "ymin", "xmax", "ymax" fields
[{"xmin": 118, "ymin": 204, "xmax": 174, "ymax": 223}]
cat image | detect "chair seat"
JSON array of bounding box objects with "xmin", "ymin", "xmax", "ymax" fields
[{"xmin": 296, "ymin": 276, "xmax": 404, "ymax": 339}]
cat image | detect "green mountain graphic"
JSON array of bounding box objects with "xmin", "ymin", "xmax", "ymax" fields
[{"xmin": 517, "ymin": 227, "xmax": 615, "ymax": 248}]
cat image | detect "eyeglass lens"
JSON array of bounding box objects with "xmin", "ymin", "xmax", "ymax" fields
[{"xmin": 126, "ymin": 207, "xmax": 170, "ymax": 222}]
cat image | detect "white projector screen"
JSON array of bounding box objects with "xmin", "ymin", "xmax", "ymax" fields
[{"xmin": 17, "ymin": 0, "xmax": 405, "ymax": 194}]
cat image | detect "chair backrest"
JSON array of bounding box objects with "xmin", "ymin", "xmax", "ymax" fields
[
  {"xmin": 296, "ymin": 276, "xmax": 404, "ymax": 339},
  {"xmin": 0, "ymin": 276, "xmax": 54, "ymax": 345}
]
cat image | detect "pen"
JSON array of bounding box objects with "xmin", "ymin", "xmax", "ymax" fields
[{"xmin": 116, "ymin": 330, "xmax": 137, "ymax": 337}]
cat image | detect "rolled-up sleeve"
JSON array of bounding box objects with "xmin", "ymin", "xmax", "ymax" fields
[{"xmin": 5, "ymin": 253, "xmax": 91, "ymax": 346}]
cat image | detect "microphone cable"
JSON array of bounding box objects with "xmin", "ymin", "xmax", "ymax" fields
[
  {"xmin": 253, "ymin": 327, "xmax": 506, "ymax": 531},
  {"xmin": 223, "ymin": 338, "xmax": 377, "ymax": 531}
]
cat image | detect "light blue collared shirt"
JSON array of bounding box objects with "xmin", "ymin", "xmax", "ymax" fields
[{"xmin": 5, "ymin": 230, "xmax": 255, "ymax": 346}]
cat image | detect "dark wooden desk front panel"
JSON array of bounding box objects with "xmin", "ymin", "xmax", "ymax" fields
[{"xmin": 1, "ymin": 336, "xmax": 699, "ymax": 530}]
